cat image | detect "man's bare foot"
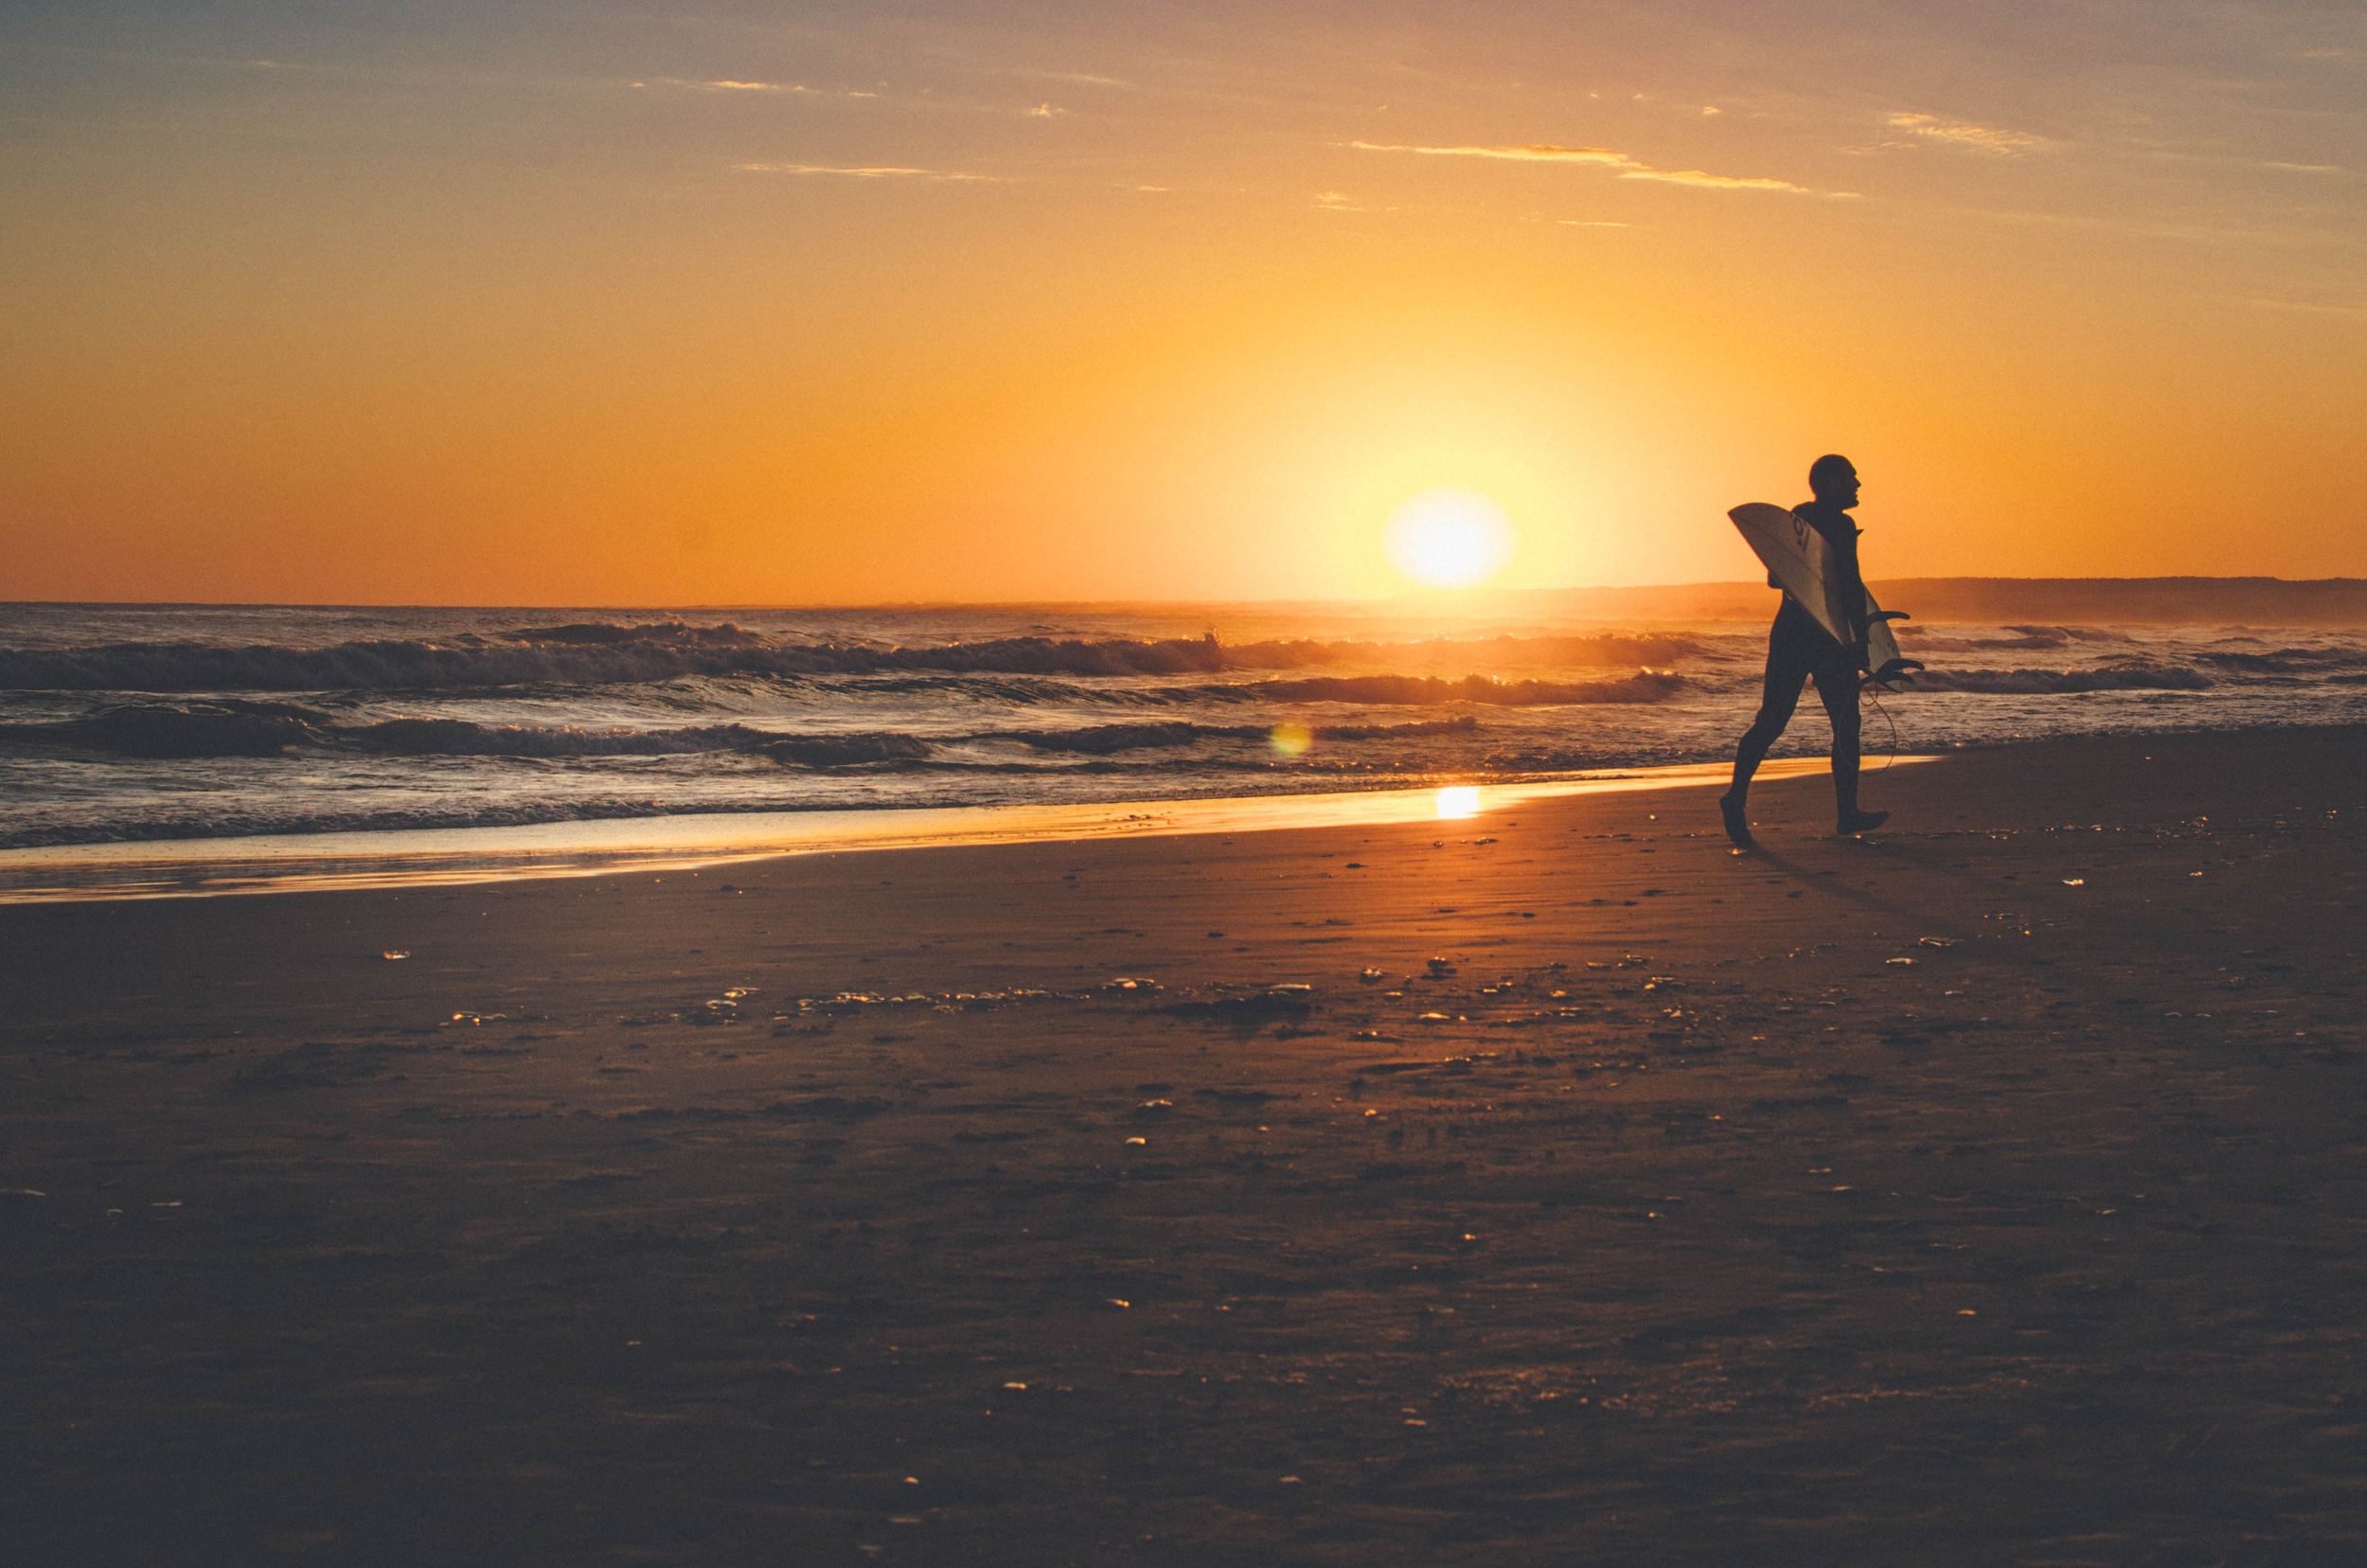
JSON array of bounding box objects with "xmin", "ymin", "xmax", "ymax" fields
[
  {"xmin": 1719, "ymin": 793, "xmax": 1755, "ymax": 849},
  {"xmin": 1837, "ymin": 809, "xmax": 1889, "ymax": 836}
]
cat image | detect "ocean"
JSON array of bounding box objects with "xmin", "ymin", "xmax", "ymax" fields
[{"xmin": 4, "ymin": 600, "xmax": 2365, "ymax": 855}]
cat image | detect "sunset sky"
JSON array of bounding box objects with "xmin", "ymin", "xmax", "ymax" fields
[{"xmin": 5, "ymin": 1, "xmax": 2363, "ymax": 604}]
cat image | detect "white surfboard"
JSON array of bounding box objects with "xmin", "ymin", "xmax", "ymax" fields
[{"xmin": 1728, "ymin": 503, "xmax": 1921, "ymax": 688}]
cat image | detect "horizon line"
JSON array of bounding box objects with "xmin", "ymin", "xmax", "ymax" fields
[{"xmin": 10, "ymin": 574, "xmax": 2367, "ymax": 615}]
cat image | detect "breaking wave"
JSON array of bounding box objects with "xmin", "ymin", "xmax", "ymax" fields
[
  {"xmin": 1217, "ymin": 672, "xmax": 1689, "ymax": 705},
  {"xmin": 0, "ymin": 624, "xmax": 1708, "ymax": 693},
  {"xmin": 982, "ymin": 717, "xmax": 1477, "ymax": 755},
  {"xmin": 1911, "ymin": 666, "xmax": 2216, "ymax": 694},
  {"xmin": 2191, "ymin": 646, "xmax": 2367, "ymax": 674},
  {"xmin": 0, "ymin": 704, "xmax": 1488, "ymax": 764}
]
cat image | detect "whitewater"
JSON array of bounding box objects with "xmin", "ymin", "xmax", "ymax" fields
[{"xmin": 4, "ymin": 600, "xmax": 2366, "ymax": 850}]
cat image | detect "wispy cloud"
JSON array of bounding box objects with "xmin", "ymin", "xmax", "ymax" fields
[
  {"xmin": 2262, "ymin": 160, "xmax": 2348, "ymax": 175},
  {"xmin": 634, "ymin": 76, "xmax": 790, "ymax": 93},
  {"xmin": 1886, "ymin": 113, "xmax": 2049, "ymax": 154},
  {"xmin": 1349, "ymin": 139, "xmax": 1849, "ymax": 196},
  {"xmin": 736, "ymin": 162, "xmax": 993, "ymax": 182},
  {"xmin": 1349, "ymin": 141, "xmax": 1639, "ymax": 168},
  {"xmin": 633, "ymin": 77, "xmax": 880, "ymax": 98},
  {"xmin": 1621, "ymin": 168, "xmax": 1838, "ymax": 194},
  {"xmin": 1310, "ymin": 189, "xmax": 1399, "ymax": 214},
  {"xmin": 1026, "ymin": 102, "xmax": 1067, "ymax": 118}
]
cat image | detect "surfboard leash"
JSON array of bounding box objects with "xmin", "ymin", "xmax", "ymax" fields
[{"xmin": 1862, "ymin": 678, "xmax": 1902, "ymax": 773}]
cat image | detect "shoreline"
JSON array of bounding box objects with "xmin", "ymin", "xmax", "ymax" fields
[{"xmin": 0, "ymin": 756, "xmax": 1899, "ymax": 903}]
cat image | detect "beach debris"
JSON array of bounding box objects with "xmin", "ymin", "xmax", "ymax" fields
[
  {"xmin": 1107, "ymin": 1298, "xmax": 1130, "ymax": 1310},
  {"xmin": 1124, "ymin": 1136, "xmax": 1148, "ymax": 1147},
  {"xmin": 1425, "ymin": 956, "xmax": 1456, "ymax": 975},
  {"xmin": 1269, "ymin": 983, "xmax": 1312, "ymax": 997},
  {"xmin": 1917, "ymin": 936, "xmax": 1958, "ymax": 949},
  {"xmin": 1886, "ymin": 957, "xmax": 1916, "ymax": 967},
  {"xmin": 4, "ymin": 1188, "xmax": 47, "ymax": 1199},
  {"xmin": 1104, "ymin": 976, "xmax": 1159, "ymax": 991},
  {"xmin": 1359, "ymin": 968, "xmax": 1385, "ymax": 983},
  {"xmin": 2062, "ymin": 878, "xmax": 2086, "ymax": 887},
  {"xmin": 445, "ymin": 1011, "xmax": 507, "ymax": 1026},
  {"xmin": 1131, "ymin": 1098, "xmax": 1175, "ymax": 1120},
  {"xmin": 381, "ymin": 950, "xmax": 409, "ymax": 961}
]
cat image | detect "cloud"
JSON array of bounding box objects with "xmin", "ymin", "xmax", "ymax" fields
[
  {"xmin": 736, "ymin": 162, "xmax": 992, "ymax": 182},
  {"xmin": 2262, "ymin": 160, "xmax": 2348, "ymax": 175},
  {"xmin": 1349, "ymin": 140, "xmax": 1641, "ymax": 168},
  {"xmin": 632, "ymin": 76, "xmax": 792, "ymax": 93},
  {"xmin": 1886, "ymin": 113, "xmax": 2049, "ymax": 154},
  {"xmin": 1350, "ymin": 139, "xmax": 1848, "ymax": 196},
  {"xmin": 1027, "ymin": 102, "xmax": 1066, "ymax": 118},
  {"xmin": 1620, "ymin": 168, "xmax": 1833, "ymax": 194},
  {"xmin": 634, "ymin": 77, "xmax": 881, "ymax": 99}
]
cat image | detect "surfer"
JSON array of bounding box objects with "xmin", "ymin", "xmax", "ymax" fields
[{"xmin": 1720, "ymin": 454, "xmax": 1889, "ymax": 846}]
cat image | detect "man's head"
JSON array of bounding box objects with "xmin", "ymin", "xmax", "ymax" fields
[{"xmin": 1809, "ymin": 454, "xmax": 1860, "ymax": 508}]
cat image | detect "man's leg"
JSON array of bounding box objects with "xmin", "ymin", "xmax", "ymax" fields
[
  {"xmin": 1811, "ymin": 656, "xmax": 1885, "ymax": 832},
  {"xmin": 1723, "ymin": 619, "xmax": 1810, "ymax": 845}
]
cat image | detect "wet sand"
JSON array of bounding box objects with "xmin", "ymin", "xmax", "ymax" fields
[{"xmin": 5, "ymin": 726, "xmax": 2365, "ymax": 1565}]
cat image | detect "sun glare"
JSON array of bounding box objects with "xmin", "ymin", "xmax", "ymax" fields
[
  {"xmin": 1385, "ymin": 490, "xmax": 1516, "ymax": 590},
  {"xmin": 1435, "ymin": 785, "xmax": 1482, "ymax": 820}
]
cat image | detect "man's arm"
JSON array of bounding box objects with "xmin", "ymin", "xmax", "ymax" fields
[{"xmin": 1830, "ymin": 520, "xmax": 1872, "ymax": 650}]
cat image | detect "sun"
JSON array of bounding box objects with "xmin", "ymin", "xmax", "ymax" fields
[{"xmin": 1384, "ymin": 489, "xmax": 1516, "ymax": 590}]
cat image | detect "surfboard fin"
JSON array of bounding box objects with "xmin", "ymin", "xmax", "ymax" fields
[{"xmin": 1865, "ymin": 657, "xmax": 1924, "ymax": 690}]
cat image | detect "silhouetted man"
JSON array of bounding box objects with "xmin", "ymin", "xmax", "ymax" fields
[{"xmin": 1720, "ymin": 454, "xmax": 1888, "ymax": 847}]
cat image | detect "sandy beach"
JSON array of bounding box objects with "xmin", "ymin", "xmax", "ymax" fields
[{"xmin": 6, "ymin": 724, "xmax": 2365, "ymax": 1565}]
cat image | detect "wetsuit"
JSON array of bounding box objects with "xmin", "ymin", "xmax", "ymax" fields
[{"xmin": 1728, "ymin": 500, "xmax": 1871, "ymax": 818}]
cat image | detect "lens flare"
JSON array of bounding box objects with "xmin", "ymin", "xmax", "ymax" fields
[
  {"xmin": 1385, "ymin": 489, "xmax": 1516, "ymax": 590},
  {"xmin": 1270, "ymin": 721, "xmax": 1312, "ymax": 757}
]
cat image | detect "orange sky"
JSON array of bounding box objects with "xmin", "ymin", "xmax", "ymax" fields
[{"xmin": 4, "ymin": 2, "xmax": 2364, "ymax": 604}]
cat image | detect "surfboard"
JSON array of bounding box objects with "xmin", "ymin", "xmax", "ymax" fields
[{"xmin": 1728, "ymin": 503, "xmax": 1922, "ymax": 688}]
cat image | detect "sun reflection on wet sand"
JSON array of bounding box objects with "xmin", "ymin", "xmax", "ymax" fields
[{"xmin": 0, "ymin": 757, "xmax": 1926, "ymax": 903}]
